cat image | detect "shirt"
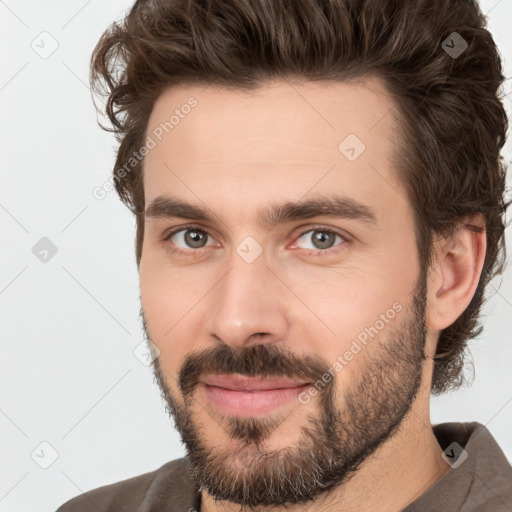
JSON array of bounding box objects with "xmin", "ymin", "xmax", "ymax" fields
[{"xmin": 55, "ymin": 422, "xmax": 512, "ymax": 512}]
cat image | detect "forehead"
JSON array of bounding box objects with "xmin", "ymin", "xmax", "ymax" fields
[
  {"xmin": 142, "ymin": 78, "xmax": 409, "ymax": 229},
  {"xmin": 145, "ymin": 77, "xmax": 398, "ymax": 161}
]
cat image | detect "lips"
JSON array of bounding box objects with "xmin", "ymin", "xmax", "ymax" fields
[
  {"xmin": 201, "ymin": 374, "xmax": 310, "ymax": 391},
  {"xmin": 200, "ymin": 374, "xmax": 312, "ymax": 417}
]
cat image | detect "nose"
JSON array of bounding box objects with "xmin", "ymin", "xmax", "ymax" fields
[{"xmin": 203, "ymin": 249, "xmax": 289, "ymax": 350}]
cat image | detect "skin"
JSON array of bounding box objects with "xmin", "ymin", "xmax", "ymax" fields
[{"xmin": 138, "ymin": 78, "xmax": 486, "ymax": 512}]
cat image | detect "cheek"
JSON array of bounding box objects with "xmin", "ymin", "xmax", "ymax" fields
[
  {"xmin": 283, "ymin": 259, "xmax": 394, "ymax": 334},
  {"xmin": 290, "ymin": 264, "xmax": 410, "ymax": 377},
  {"xmin": 139, "ymin": 260, "xmax": 207, "ymax": 375},
  {"xmin": 139, "ymin": 260, "xmax": 183, "ymax": 356},
  {"xmin": 139, "ymin": 252, "xmax": 190, "ymax": 317},
  {"xmin": 140, "ymin": 262, "xmax": 168, "ymax": 328}
]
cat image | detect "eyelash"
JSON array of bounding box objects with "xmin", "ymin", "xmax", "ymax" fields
[{"xmin": 162, "ymin": 223, "xmax": 350, "ymax": 259}]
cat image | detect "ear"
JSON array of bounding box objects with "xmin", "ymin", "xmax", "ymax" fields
[{"xmin": 425, "ymin": 214, "xmax": 487, "ymax": 333}]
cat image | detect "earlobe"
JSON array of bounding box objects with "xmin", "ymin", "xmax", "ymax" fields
[{"xmin": 426, "ymin": 216, "xmax": 486, "ymax": 333}]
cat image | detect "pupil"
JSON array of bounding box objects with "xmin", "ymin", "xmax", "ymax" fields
[
  {"xmin": 186, "ymin": 230, "xmax": 205, "ymax": 248},
  {"xmin": 314, "ymin": 231, "xmax": 333, "ymax": 249}
]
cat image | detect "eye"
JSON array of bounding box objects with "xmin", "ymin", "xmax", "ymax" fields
[
  {"xmin": 163, "ymin": 225, "xmax": 217, "ymax": 256},
  {"xmin": 292, "ymin": 228, "xmax": 348, "ymax": 255},
  {"xmin": 162, "ymin": 224, "xmax": 349, "ymax": 258}
]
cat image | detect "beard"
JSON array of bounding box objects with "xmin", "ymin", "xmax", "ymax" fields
[{"xmin": 142, "ymin": 265, "xmax": 428, "ymax": 510}]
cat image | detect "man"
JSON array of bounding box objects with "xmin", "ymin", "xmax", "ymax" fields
[{"xmin": 58, "ymin": 0, "xmax": 512, "ymax": 510}]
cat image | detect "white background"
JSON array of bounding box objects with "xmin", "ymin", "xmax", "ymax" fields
[{"xmin": 0, "ymin": 1, "xmax": 511, "ymax": 511}]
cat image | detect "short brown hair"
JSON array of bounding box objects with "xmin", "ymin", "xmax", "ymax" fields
[{"xmin": 90, "ymin": 0, "xmax": 510, "ymax": 395}]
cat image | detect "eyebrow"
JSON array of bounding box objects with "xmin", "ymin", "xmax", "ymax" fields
[{"xmin": 145, "ymin": 194, "xmax": 378, "ymax": 228}]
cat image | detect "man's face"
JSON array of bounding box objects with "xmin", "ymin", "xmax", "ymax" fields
[{"xmin": 139, "ymin": 79, "xmax": 429, "ymax": 507}]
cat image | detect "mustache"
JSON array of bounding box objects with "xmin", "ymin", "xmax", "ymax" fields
[{"xmin": 178, "ymin": 343, "xmax": 332, "ymax": 398}]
